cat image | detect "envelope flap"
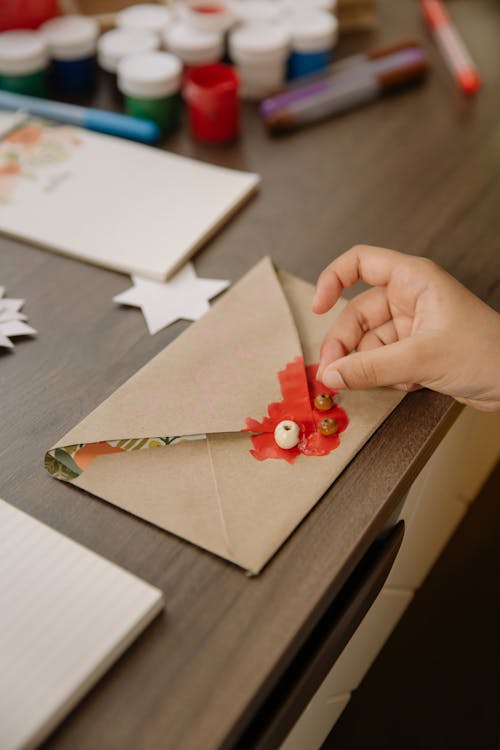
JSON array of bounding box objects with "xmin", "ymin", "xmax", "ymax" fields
[{"xmin": 55, "ymin": 258, "xmax": 303, "ymax": 447}]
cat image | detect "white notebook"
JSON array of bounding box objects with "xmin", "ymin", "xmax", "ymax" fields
[
  {"xmin": 0, "ymin": 498, "xmax": 164, "ymax": 750},
  {"xmin": 0, "ymin": 113, "xmax": 259, "ymax": 280}
]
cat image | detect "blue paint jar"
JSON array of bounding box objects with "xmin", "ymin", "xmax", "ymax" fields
[
  {"xmin": 41, "ymin": 15, "xmax": 98, "ymax": 94},
  {"xmin": 286, "ymin": 10, "xmax": 338, "ymax": 80}
]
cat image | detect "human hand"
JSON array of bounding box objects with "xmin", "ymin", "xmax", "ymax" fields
[{"xmin": 313, "ymin": 245, "xmax": 500, "ymax": 412}]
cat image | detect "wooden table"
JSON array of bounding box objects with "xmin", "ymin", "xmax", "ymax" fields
[{"xmin": 2, "ymin": 1, "xmax": 499, "ymax": 748}]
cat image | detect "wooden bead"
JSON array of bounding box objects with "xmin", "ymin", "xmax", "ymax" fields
[
  {"xmin": 274, "ymin": 420, "xmax": 300, "ymax": 449},
  {"xmin": 314, "ymin": 392, "xmax": 334, "ymax": 411},
  {"xmin": 318, "ymin": 417, "xmax": 338, "ymax": 436}
]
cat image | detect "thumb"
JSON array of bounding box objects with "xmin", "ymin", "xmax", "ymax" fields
[{"xmin": 321, "ymin": 336, "xmax": 430, "ymax": 391}]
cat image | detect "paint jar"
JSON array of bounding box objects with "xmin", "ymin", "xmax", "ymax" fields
[
  {"xmin": 229, "ymin": 24, "xmax": 290, "ymax": 100},
  {"xmin": 179, "ymin": 1, "xmax": 235, "ymax": 34},
  {"xmin": 286, "ymin": 11, "xmax": 338, "ymax": 80},
  {"xmin": 232, "ymin": 0, "xmax": 284, "ymax": 26},
  {"xmin": 41, "ymin": 15, "xmax": 99, "ymax": 94},
  {"xmin": 97, "ymin": 28, "xmax": 159, "ymax": 74},
  {"xmin": 165, "ymin": 23, "xmax": 224, "ymax": 67},
  {"xmin": 0, "ymin": 0, "xmax": 59, "ymax": 32},
  {"xmin": 281, "ymin": 0, "xmax": 337, "ymax": 13},
  {"xmin": 118, "ymin": 51, "xmax": 182, "ymax": 132},
  {"xmin": 313, "ymin": 0, "xmax": 337, "ymax": 11},
  {"xmin": 117, "ymin": 4, "xmax": 172, "ymax": 44},
  {"xmin": 184, "ymin": 63, "xmax": 239, "ymax": 143},
  {"xmin": 0, "ymin": 30, "xmax": 48, "ymax": 97}
]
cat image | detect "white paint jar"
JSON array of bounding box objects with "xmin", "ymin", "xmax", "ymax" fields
[
  {"xmin": 229, "ymin": 24, "xmax": 290, "ymax": 100},
  {"xmin": 165, "ymin": 23, "xmax": 224, "ymax": 66},
  {"xmin": 178, "ymin": 1, "xmax": 235, "ymax": 34},
  {"xmin": 232, "ymin": 0, "xmax": 284, "ymax": 26},
  {"xmin": 281, "ymin": 0, "xmax": 337, "ymax": 13},
  {"xmin": 97, "ymin": 28, "xmax": 159, "ymax": 74},
  {"xmin": 117, "ymin": 4, "xmax": 172, "ymax": 43}
]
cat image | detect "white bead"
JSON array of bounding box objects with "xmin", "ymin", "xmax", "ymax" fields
[{"xmin": 274, "ymin": 420, "xmax": 300, "ymax": 450}]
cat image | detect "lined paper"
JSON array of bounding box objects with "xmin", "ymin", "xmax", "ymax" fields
[{"xmin": 0, "ymin": 499, "xmax": 163, "ymax": 750}]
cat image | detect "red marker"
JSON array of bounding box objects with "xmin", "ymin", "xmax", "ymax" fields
[{"xmin": 420, "ymin": 0, "xmax": 480, "ymax": 95}]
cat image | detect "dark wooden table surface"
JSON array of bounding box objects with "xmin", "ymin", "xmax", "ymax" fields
[{"xmin": 1, "ymin": 1, "xmax": 499, "ymax": 748}]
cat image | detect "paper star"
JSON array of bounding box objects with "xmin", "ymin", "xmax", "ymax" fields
[
  {"xmin": 0, "ymin": 288, "xmax": 37, "ymax": 349},
  {"xmin": 0, "ymin": 299, "xmax": 26, "ymax": 323},
  {"xmin": 113, "ymin": 263, "xmax": 230, "ymax": 335}
]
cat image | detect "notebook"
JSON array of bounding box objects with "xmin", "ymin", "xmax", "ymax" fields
[
  {"xmin": 0, "ymin": 113, "xmax": 260, "ymax": 280},
  {"xmin": 0, "ymin": 498, "xmax": 164, "ymax": 750}
]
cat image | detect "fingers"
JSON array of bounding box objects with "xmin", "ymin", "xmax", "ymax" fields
[
  {"xmin": 320, "ymin": 335, "xmax": 434, "ymax": 391},
  {"xmin": 312, "ymin": 245, "xmax": 410, "ymax": 314},
  {"xmin": 354, "ymin": 323, "xmax": 421, "ymax": 391},
  {"xmin": 317, "ymin": 287, "xmax": 392, "ymax": 379},
  {"xmin": 356, "ymin": 320, "xmax": 400, "ymax": 351}
]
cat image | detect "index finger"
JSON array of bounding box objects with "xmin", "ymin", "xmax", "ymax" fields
[{"xmin": 312, "ymin": 245, "xmax": 410, "ymax": 314}]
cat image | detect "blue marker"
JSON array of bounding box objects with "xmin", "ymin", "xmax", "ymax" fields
[{"xmin": 0, "ymin": 90, "xmax": 160, "ymax": 144}]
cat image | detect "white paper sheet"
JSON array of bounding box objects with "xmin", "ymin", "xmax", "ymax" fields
[
  {"xmin": 0, "ymin": 119, "xmax": 259, "ymax": 280},
  {"xmin": 0, "ymin": 499, "xmax": 163, "ymax": 750}
]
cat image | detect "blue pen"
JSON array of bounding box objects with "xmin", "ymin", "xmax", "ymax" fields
[{"xmin": 0, "ymin": 90, "xmax": 160, "ymax": 144}]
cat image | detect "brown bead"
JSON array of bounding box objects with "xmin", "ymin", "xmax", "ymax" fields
[
  {"xmin": 319, "ymin": 417, "xmax": 338, "ymax": 436},
  {"xmin": 314, "ymin": 392, "xmax": 334, "ymax": 411}
]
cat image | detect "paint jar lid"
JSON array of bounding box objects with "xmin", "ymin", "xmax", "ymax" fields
[
  {"xmin": 281, "ymin": 0, "xmax": 337, "ymax": 12},
  {"xmin": 286, "ymin": 11, "xmax": 338, "ymax": 52},
  {"xmin": 165, "ymin": 23, "xmax": 224, "ymax": 65},
  {"xmin": 179, "ymin": 1, "xmax": 235, "ymax": 33},
  {"xmin": 229, "ymin": 24, "xmax": 290, "ymax": 64},
  {"xmin": 97, "ymin": 28, "xmax": 159, "ymax": 73},
  {"xmin": 0, "ymin": 30, "xmax": 48, "ymax": 75},
  {"xmin": 232, "ymin": 0, "xmax": 284, "ymax": 26},
  {"xmin": 118, "ymin": 51, "xmax": 182, "ymax": 98},
  {"xmin": 40, "ymin": 15, "xmax": 99, "ymax": 61},
  {"xmin": 314, "ymin": 0, "xmax": 337, "ymax": 11},
  {"xmin": 117, "ymin": 3, "xmax": 172, "ymax": 38},
  {"xmin": 184, "ymin": 63, "xmax": 239, "ymax": 101}
]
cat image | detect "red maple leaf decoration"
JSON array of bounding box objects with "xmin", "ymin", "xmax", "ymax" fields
[{"xmin": 244, "ymin": 356, "xmax": 349, "ymax": 463}]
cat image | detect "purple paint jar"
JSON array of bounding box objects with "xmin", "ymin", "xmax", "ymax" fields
[{"xmin": 41, "ymin": 15, "xmax": 99, "ymax": 94}]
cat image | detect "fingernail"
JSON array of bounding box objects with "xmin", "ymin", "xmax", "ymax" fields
[
  {"xmin": 312, "ymin": 292, "xmax": 319, "ymax": 311},
  {"xmin": 323, "ymin": 369, "xmax": 346, "ymax": 390}
]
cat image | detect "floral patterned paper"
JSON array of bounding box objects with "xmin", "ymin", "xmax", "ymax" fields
[
  {"xmin": 0, "ymin": 119, "xmax": 81, "ymax": 203},
  {"xmin": 45, "ymin": 435, "xmax": 206, "ymax": 481}
]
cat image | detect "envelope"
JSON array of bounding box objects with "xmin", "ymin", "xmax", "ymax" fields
[{"xmin": 45, "ymin": 258, "xmax": 405, "ymax": 573}]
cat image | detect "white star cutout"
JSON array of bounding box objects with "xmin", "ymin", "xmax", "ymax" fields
[
  {"xmin": 113, "ymin": 263, "xmax": 230, "ymax": 335},
  {"xmin": 0, "ymin": 287, "xmax": 37, "ymax": 349}
]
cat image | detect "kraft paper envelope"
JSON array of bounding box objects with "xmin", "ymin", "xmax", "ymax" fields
[{"xmin": 45, "ymin": 258, "xmax": 405, "ymax": 573}]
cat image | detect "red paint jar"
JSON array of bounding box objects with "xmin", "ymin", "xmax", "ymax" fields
[
  {"xmin": 0, "ymin": 0, "xmax": 59, "ymax": 31},
  {"xmin": 184, "ymin": 63, "xmax": 239, "ymax": 144}
]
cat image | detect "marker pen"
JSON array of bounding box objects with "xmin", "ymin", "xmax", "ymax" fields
[
  {"xmin": 260, "ymin": 45, "xmax": 429, "ymax": 132},
  {"xmin": 0, "ymin": 90, "xmax": 160, "ymax": 143},
  {"xmin": 420, "ymin": 0, "xmax": 480, "ymax": 95}
]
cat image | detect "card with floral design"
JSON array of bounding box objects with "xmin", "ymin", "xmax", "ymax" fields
[{"xmin": 0, "ymin": 115, "xmax": 259, "ymax": 280}]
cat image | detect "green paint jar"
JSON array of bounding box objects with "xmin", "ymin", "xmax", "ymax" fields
[
  {"xmin": 118, "ymin": 51, "xmax": 182, "ymax": 133},
  {"xmin": 0, "ymin": 30, "xmax": 49, "ymax": 97}
]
